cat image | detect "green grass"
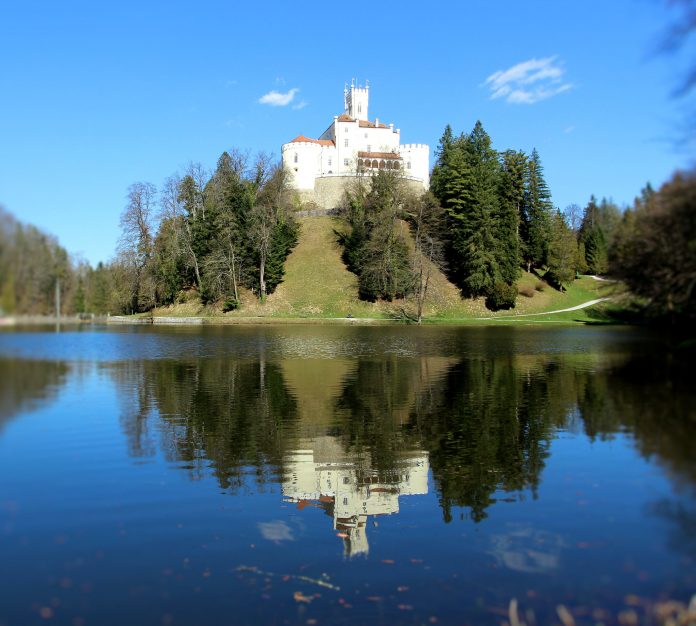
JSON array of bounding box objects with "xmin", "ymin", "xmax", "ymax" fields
[{"xmin": 150, "ymin": 216, "xmax": 614, "ymax": 324}]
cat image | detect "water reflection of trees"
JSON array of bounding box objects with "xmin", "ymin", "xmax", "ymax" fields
[
  {"xmin": 0, "ymin": 358, "xmax": 69, "ymax": 430},
  {"xmin": 113, "ymin": 359, "xmax": 300, "ymax": 491},
  {"xmin": 112, "ymin": 347, "xmax": 696, "ymax": 523}
]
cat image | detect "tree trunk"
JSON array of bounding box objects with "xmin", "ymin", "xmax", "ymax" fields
[{"xmin": 259, "ymin": 255, "xmax": 266, "ymax": 301}]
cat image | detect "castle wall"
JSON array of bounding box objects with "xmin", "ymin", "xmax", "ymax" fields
[{"xmin": 292, "ymin": 175, "xmax": 429, "ymax": 211}]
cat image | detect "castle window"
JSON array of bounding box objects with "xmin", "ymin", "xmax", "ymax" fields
[
  {"xmin": 407, "ymin": 162, "xmax": 411, "ymax": 169},
  {"xmin": 328, "ymin": 158, "xmax": 332, "ymax": 167},
  {"xmin": 344, "ymin": 158, "xmax": 349, "ymax": 166},
  {"xmin": 358, "ymin": 104, "xmax": 362, "ymax": 113},
  {"xmin": 343, "ymin": 476, "xmax": 350, "ymax": 484},
  {"xmin": 343, "ymin": 497, "xmax": 349, "ymax": 505},
  {"xmin": 367, "ymin": 145, "xmax": 371, "ymax": 153},
  {"xmin": 293, "ymin": 153, "xmax": 298, "ymax": 163},
  {"xmin": 344, "ymin": 127, "xmax": 348, "ymax": 133},
  {"xmin": 344, "ymin": 139, "xmax": 349, "ymax": 147}
]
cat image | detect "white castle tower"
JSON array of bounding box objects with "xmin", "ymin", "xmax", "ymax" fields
[
  {"xmin": 344, "ymin": 80, "xmax": 369, "ymax": 121},
  {"xmin": 281, "ymin": 80, "xmax": 430, "ymax": 209}
]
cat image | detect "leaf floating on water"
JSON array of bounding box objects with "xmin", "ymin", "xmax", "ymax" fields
[
  {"xmin": 617, "ymin": 609, "xmax": 639, "ymax": 626},
  {"xmin": 397, "ymin": 604, "xmax": 414, "ymax": 611},
  {"xmin": 294, "ymin": 591, "xmax": 314, "ymax": 604},
  {"xmin": 381, "ymin": 559, "xmax": 395, "ymax": 565},
  {"xmin": 508, "ymin": 598, "xmax": 524, "ymax": 626},
  {"xmin": 556, "ymin": 604, "xmax": 575, "ymax": 626},
  {"xmin": 336, "ymin": 533, "xmax": 348, "ymax": 539},
  {"xmin": 366, "ymin": 596, "xmax": 383, "ymax": 602},
  {"xmin": 236, "ymin": 566, "xmax": 340, "ymax": 591},
  {"xmin": 397, "ymin": 586, "xmax": 409, "ymax": 592},
  {"xmin": 39, "ymin": 607, "xmax": 54, "ymax": 620}
]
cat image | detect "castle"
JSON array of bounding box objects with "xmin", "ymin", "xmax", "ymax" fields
[
  {"xmin": 282, "ymin": 436, "xmax": 429, "ymax": 557},
  {"xmin": 281, "ymin": 81, "xmax": 430, "ymax": 209}
]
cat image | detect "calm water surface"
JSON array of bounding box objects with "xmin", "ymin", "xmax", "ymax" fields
[{"xmin": 0, "ymin": 325, "xmax": 694, "ymax": 625}]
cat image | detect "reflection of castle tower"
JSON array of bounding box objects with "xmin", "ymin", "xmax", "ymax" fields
[{"xmin": 282, "ymin": 436, "xmax": 429, "ymax": 557}]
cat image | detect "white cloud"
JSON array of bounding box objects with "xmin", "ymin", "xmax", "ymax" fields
[
  {"xmin": 292, "ymin": 100, "xmax": 308, "ymax": 110},
  {"xmin": 484, "ymin": 57, "xmax": 573, "ymax": 104},
  {"xmin": 564, "ymin": 125, "xmax": 576, "ymax": 134},
  {"xmin": 258, "ymin": 88, "xmax": 299, "ymax": 106}
]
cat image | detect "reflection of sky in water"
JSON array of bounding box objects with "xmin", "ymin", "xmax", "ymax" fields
[
  {"xmin": 258, "ymin": 520, "xmax": 296, "ymax": 543},
  {"xmin": 489, "ymin": 527, "xmax": 564, "ymax": 573}
]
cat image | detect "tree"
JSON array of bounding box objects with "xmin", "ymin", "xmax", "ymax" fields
[
  {"xmin": 547, "ymin": 210, "xmax": 578, "ymax": 290},
  {"xmin": 118, "ymin": 182, "xmax": 157, "ymax": 312},
  {"xmin": 579, "ymin": 196, "xmax": 608, "ymax": 275},
  {"xmin": 340, "ymin": 170, "xmax": 415, "ymax": 302},
  {"xmin": 405, "ymin": 191, "xmax": 446, "ymax": 323},
  {"xmin": 611, "ymin": 170, "xmax": 696, "ymax": 323},
  {"xmin": 520, "ymin": 148, "xmax": 553, "ymax": 272}
]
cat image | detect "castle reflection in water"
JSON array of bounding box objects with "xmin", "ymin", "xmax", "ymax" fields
[{"xmin": 282, "ymin": 436, "xmax": 429, "ymax": 557}]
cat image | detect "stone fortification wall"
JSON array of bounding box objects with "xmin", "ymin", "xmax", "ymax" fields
[{"xmin": 291, "ymin": 175, "xmax": 427, "ymax": 211}]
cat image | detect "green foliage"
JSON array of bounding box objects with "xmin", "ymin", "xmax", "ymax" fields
[
  {"xmin": 520, "ymin": 149, "xmax": 553, "ymax": 270},
  {"xmin": 546, "ymin": 210, "xmax": 578, "ymax": 290},
  {"xmin": 611, "ymin": 170, "xmax": 696, "ymax": 324},
  {"xmin": 579, "ymin": 196, "xmax": 609, "ymax": 274},
  {"xmin": 430, "ymin": 121, "xmax": 519, "ymax": 308},
  {"xmin": 485, "ymin": 281, "xmax": 517, "ymax": 311},
  {"xmin": 339, "ymin": 171, "xmax": 416, "ymax": 302}
]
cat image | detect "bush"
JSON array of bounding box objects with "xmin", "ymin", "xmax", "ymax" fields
[
  {"xmin": 518, "ymin": 285, "xmax": 535, "ymax": 298},
  {"xmin": 222, "ymin": 297, "xmax": 240, "ymax": 312},
  {"xmin": 534, "ymin": 281, "xmax": 547, "ymax": 292},
  {"xmin": 486, "ymin": 282, "xmax": 517, "ymax": 311}
]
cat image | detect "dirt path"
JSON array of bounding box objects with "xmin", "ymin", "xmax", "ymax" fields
[{"xmin": 479, "ymin": 297, "xmax": 610, "ymax": 320}]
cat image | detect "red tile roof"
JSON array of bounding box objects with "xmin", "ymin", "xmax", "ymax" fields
[
  {"xmin": 336, "ymin": 114, "xmax": 354, "ymax": 122},
  {"xmin": 289, "ymin": 134, "xmax": 334, "ymax": 146},
  {"xmin": 359, "ymin": 120, "xmax": 389, "ymax": 129}
]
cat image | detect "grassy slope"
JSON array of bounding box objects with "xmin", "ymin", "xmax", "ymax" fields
[{"xmin": 152, "ymin": 216, "xmax": 609, "ymax": 322}]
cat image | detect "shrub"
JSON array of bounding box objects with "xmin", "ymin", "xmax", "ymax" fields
[
  {"xmin": 486, "ymin": 282, "xmax": 517, "ymax": 311},
  {"xmin": 534, "ymin": 281, "xmax": 547, "ymax": 292},
  {"xmin": 518, "ymin": 285, "xmax": 535, "ymax": 298},
  {"xmin": 222, "ymin": 297, "xmax": 240, "ymax": 312}
]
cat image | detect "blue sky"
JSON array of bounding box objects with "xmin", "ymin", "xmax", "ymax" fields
[{"xmin": 0, "ymin": 0, "xmax": 691, "ymax": 265}]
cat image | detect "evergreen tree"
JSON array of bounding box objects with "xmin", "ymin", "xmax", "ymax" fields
[
  {"xmin": 521, "ymin": 148, "xmax": 553, "ymax": 271},
  {"xmin": 579, "ymin": 196, "xmax": 609, "ymax": 274},
  {"xmin": 547, "ymin": 210, "xmax": 577, "ymax": 290}
]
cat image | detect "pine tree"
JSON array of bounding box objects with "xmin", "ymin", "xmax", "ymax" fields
[
  {"xmin": 521, "ymin": 148, "xmax": 553, "ymax": 271},
  {"xmin": 579, "ymin": 196, "xmax": 608, "ymax": 275},
  {"xmin": 547, "ymin": 210, "xmax": 577, "ymax": 290}
]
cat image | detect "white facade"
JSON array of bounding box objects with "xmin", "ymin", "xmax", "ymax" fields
[
  {"xmin": 282, "ymin": 437, "xmax": 429, "ymax": 557},
  {"xmin": 281, "ymin": 81, "xmax": 430, "ymax": 199}
]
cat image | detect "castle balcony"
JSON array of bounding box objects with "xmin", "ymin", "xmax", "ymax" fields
[{"xmin": 357, "ymin": 151, "xmax": 402, "ymax": 172}]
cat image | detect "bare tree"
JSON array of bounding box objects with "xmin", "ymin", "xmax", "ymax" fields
[
  {"xmin": 119, "ymin": 182, "xmax": 156, "ymax": 312},
  {"xmin": 248, "ymin": 158, "xmax": 286, "ymax": 301},
  {"xmin": 406, "ymin": 192, "xmax": 446, "ymax": 323}
]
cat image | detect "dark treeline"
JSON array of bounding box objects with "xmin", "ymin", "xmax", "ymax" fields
[{"xmin": 609, "ymin": 171, "xmax": 696, "ymax": 324}]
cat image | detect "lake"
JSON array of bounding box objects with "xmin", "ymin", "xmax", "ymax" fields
[{"xmin": 0, "ymin": 324, "xmax": 694, "ymax": 625}]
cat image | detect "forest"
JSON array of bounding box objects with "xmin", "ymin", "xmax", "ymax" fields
[{"xmin": 1, "ymin": 121, "xmax": 694, "ymax": 324}]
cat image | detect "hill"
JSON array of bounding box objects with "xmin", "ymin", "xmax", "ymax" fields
[{"xmin": 149, "ymin": 216, "xmax": 610, "ymax": 323}]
